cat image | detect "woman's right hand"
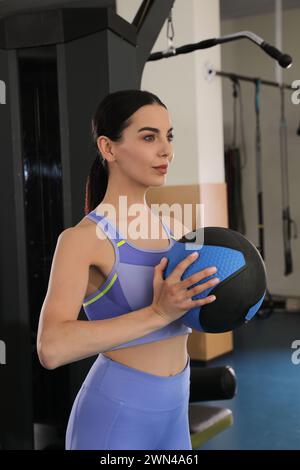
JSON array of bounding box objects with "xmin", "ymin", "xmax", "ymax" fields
[{"xmin": 150, "ymin": 252, "xmax": 220, "ymax": 325}]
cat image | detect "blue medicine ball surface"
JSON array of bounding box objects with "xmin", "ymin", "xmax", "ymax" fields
[{"xmin": 163, "ymin": 227, "xmax": 267, "ymax": 333}]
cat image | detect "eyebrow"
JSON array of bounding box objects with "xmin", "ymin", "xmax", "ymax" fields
[{"xmin": 138, "ymin": 126, "xmax": 173, "ymax": 133}]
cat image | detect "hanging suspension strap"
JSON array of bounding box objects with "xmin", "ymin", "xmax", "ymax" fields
[
  {"xmin": 224, "ymin": 78, "xmax": 246, "ymax": 234},
  {"xmin": 254, "ymin": 79, "xmax": 265, "ymax": 258},
  {"xmin": 254, "ymin": 79, "xmax": 275, "ymax": 319},
  {"xmin": 279, "ymin": 85, "xmax": 298, "ymax": 275}
]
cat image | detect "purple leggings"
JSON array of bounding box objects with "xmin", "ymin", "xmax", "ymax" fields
[{"xmin": 66, "ymin": 353, "xmax": 192, "ymax": 450}]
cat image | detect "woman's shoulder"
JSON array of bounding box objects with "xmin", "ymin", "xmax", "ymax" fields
[{"xmin": 58, "ymin": 216, "xmax": 102, "ymax": 254}]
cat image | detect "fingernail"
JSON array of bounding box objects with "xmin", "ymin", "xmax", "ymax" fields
[{"xmin": 191, "ymin": 251, "xmax": 199, "ymax": 257}]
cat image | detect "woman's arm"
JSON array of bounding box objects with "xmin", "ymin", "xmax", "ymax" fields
[{"xmin": 37, "ymin": 228, "xmax": 167, "ymax": 370}]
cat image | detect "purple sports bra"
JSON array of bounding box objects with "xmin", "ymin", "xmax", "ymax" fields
[{"xmin": 82, "ymin": 208, "xmax": 192, "ymax": 351}]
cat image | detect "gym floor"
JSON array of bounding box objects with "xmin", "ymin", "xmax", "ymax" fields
[{"xmin": 196, "ymin": 309, "xmax": 300, "ymax": 450}]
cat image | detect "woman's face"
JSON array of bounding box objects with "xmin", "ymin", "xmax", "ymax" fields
[{"xmin": 103, "ymin": 104, "xmax": 174, "ymax": 187}]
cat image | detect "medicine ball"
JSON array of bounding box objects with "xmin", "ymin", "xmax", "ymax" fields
[{"xmin": 163, "ymin": 227, "xmax": 267, "ymax": 333}]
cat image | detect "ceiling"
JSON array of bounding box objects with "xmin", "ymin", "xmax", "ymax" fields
[
  {"xmin": 220, "ymin": 0, "xmax": 300, "ymax": 20},
  {"xmin": 0, "ymin": 0, "xmax": 300, "ymax": 21},
  {"xmin": 0, "ymin": 0, "xmax": 115, "ymax": 18}
]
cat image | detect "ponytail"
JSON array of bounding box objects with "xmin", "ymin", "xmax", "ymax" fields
[{"xmin": 84, "ymin": 156, "xmax": 108, "ymax": 215}]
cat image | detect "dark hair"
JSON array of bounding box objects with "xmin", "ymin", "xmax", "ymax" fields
[{"xmin": 84, "ymin": 89, "xmax": 167, "ymax": 215}]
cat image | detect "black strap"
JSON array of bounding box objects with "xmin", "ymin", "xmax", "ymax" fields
[
  {"xmin": 254, "ymin": 79, "xmax": 265, "ymax": 259},
  {"xmin": 224, "ymin": 78, "xmax": 246, "ymax": 234}
]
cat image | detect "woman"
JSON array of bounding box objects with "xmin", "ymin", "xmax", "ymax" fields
[{"xmin": 37, "ymin": 89, "xmax": 219, "ymax": 450}]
